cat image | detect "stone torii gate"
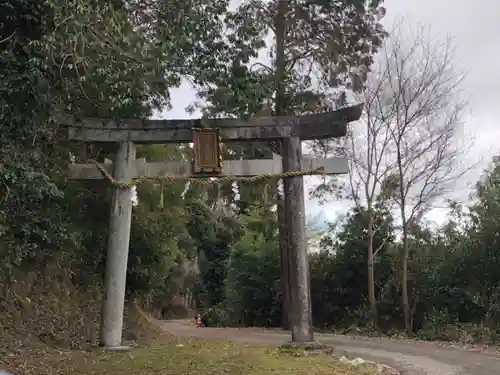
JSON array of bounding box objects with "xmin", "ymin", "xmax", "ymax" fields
[{"xmin": 60, "ymin": 103, "xmax": 362, "ymax": 349}]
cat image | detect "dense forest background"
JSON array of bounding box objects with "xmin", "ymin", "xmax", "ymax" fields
[{"xmin": 2, "ymin": 0, "xmax": 500, "ymax": 349}]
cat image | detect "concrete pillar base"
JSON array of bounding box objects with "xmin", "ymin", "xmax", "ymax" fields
[
  {"xmin": 279, "ymin": 341, "xmax": 328, "ymax": 352},
  {"xmin": 98, "ymin": 345, "xmax": 133, "ymax": 352}
]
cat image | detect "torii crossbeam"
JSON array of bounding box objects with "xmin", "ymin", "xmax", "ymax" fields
[{"xmin": 59, "ymin": 103, "xmax": 362, "ymax": 143}]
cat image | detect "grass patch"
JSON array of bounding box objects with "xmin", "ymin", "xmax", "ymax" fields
[{"xmin": 7, "ymin": 337, "xmax": 378, "ymax": 375}]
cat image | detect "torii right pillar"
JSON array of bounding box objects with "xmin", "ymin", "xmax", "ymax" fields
[
  {"xmin": 280, "ymin": 104, "xmax": 364, "ymax": 344},
  {"xmin": 282, "ymin": 135, "xmax": 314, "ymax": 343}
]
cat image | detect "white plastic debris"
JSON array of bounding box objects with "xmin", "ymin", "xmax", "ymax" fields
[
  {"xmin": 339, "ymin": 355, "xmax": 366, "ymax": 366},
  {"xmin": 351, "ymin": 357, "xmax": 367, "ymax": 366},
  {"xmin": 377, "ymin": 363, "xmax": 400, "ymax": 374}
]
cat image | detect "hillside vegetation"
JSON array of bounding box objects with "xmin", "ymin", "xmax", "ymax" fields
[{"xmin": 0, "ymin": 267, "xmax": 155, "ymax": 373}]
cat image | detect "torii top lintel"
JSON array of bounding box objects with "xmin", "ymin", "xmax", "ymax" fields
[{"xmin": 60, "ymin": 103, "xmax": 363, "ymax": 144}]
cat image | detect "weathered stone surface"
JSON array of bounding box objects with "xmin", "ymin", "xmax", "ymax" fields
[
  {"xmin": 68, "ymin": 156, "xmax": 349, "ymax": 180},
  {"xmin": 279, "ymin": 340, "xmax": 327, "ymax": 351},
  {"xmin": 60, "ymin": 103, "xmax": 362, "ymax": 143}
]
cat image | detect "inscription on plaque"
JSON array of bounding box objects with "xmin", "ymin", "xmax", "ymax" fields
[{"xmin": 192, "ymin": 128, "xmax": 222, "ymax": 174}]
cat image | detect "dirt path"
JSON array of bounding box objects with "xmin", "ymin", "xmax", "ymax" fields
[{"xmin": 161, "ymin": 320, "xmax": 500, "ymax": 375}]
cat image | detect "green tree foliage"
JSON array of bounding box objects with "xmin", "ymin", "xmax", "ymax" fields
[
  {"xmin": 0, "ymin": 0, "xmax": 275, "ymax": 306},
  {"xmin": 186, "ymin": 201, "xmax": 242, "ymax": 307},
  {"xmin": 310, "ymin": 206, "xmax": 395, "ymax": 328},
  {"xmin": 194, "ymin": 0, "xmax": 388, "ymax": 223},
  {"xmin": 224, "ymin": 219, "xmax": 281, "ymax": 327},
  {"xmin": 200, "ymin": 0, "xmax": 387, "ymax": 116},
  {"xmin": 0, "ymin": 0, "xmax": 64, "ymax": 274},
  {"xmin": 452, "ymin": 157, "xmax": 500, "ymax": 325}
]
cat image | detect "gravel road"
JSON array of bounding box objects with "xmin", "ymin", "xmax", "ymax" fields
[{"xmin": 161, "ymin": 320, "xmax": 500, "ymax": 375}]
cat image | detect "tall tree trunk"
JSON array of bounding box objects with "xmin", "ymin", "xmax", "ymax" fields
[
  {"xmin": 396, "ymin": 149, "xmax": 411, "ymax": 333},
  {"xmin": 401, "ymin": 222, "xmax": 411, "ymax": 333},
  {"xmin": 278, "ymin": 198, "xmax": 290, "ymax": 329},
  {"xmin": 366, "ymin": 206, "xmax": 378, "ymax": 326},
  {"xmin": 274, "ymin": 0, "xmax": 290, "ymax": 330}
]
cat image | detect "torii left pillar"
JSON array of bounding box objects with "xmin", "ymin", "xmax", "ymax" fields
[{"xmin": 99, "ymin": 141, "xmax": 136, "ymax": 349}]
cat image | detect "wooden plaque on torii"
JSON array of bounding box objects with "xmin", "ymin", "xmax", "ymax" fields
[{"xmin": 192, "ymin": 128, "xmax": 222, "ymax": 174}]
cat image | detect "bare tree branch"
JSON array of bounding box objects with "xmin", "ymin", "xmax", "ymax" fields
[
  {"xmin": 370, "ymin": 19, "xmax": 475, "ymax": 332},
  {"xmin": 0, "ymin": 31, "xmax": 16, "ymax": 45},
  {"xmin": 373, "ymin": 236, "xmax": 389, "ymax": 257}
]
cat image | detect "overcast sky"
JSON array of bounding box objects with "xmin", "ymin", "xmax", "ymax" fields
[{"xmin": 155, "ymin": 0, "xmax": 500, "ymax": 226}]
